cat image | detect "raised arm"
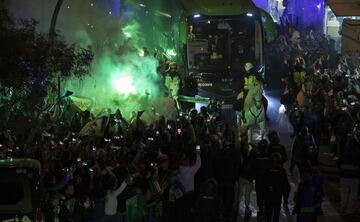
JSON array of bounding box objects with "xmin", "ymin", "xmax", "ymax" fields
[{"xmin": 112, "ymin": 181, "xmax": 127, "ymax": 197}]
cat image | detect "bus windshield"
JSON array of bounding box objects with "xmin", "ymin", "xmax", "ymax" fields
[{"xmin": 187, "ymin": 16, "xmax": 261, "ymax": 72}]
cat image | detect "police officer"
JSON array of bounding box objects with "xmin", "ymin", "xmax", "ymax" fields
[
  {"xmin": 263, "ymin": 153, "xmax": 290, "ymax": 222},
  {"xmin": 188, "ymin": 25, "xmax": 196, "ymax": 42},
  {"xmin": 235, "ymin": 62, "xmax": 268, "ymax": 124},
  {"xmin": 164, "ymin": 62, "xmax": 181, "ymax": 112},
  {"xmin": 291, "ymin": 57, "xmax": 306, "ymax": 93}
]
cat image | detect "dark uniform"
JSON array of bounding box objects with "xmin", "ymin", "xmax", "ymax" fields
[
  {"xmin": 268, "ymin": 143, "xmax": 288, "ymax": 166},
  {"xmin": 291, "ymin": 128, "xmax": 317, "ymax": 175},
  {"xmin": 263, "ymin": 154, "xmax": 290, "ymax": 222},
  {"xmin": 293, "ymin": 173, "xmax": 323, "ymax": 222},
  {"xmin": 252, "ymin": 144, "xmax": 271, "ymax": 216}
]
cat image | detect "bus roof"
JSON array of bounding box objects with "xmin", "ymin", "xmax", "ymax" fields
[
  {"xmin": 0, "ymin": 158, "xmax": 41, "ymax": 169},
  {"xmin": 181, "ymin": 0, "xmax": 258, "ymax": 17}
]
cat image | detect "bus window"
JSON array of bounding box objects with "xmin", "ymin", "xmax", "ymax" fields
[
  {"xmin": 187, "ymin": 21, "xmax": 227, "ymax": 71},
  {"xmin": 187, "ymin": 15, "xmax": 262, "ymax": 72},
  {"xmin": 0, "ymin": 176, "xmax": 32, "ymax": 213}
]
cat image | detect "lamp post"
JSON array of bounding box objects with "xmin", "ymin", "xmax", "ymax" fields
[
  {"xmin": 49, "ymin": 0, "xmax": 64, "ymax": 122},
  {"xmin": 49, "ymin": 0, "xmax": 64, "ymax": 43}
]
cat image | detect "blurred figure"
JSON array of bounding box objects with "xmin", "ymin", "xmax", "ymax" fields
[
  {"xmin": 252, "ymin": 140, "xmax": 271, "ymax": 219},
  {"xmin": 177, "ymin": 148, "xmax": 201, "ymax": 221},
  {"xmin": 330, "ymin": 102, "xmax": 353, "ymax": 160},
  {"xmin": 104, "ymin": 172, "xmax": 127, "ymax": 222},
  {"xmin": 196, "ymin": 178, "xmax": 219, "ymax": 222},
  {"xmin": 234, "ymin": 140, "xmax": 255, "ymax": 219},
  {"xmin": 263, "ymin": 153, "xmax": 290, "ymax": 222},
  {"xmin": 293, "ymin": 169, "xmax": 323, "ymax": 222},
  {"xmin": 290, "ymin": 127, "xmax": 317, "ymax": 176},
  {"xmin": 291, "ymin": 57, "xmax": 306, "ymax": 93},
  {"xmin": 215, "ymin": 143, "xmax": 241, "ymax": 222},
  {"xmin": 268, "ymin": 130, "xmax": 288, "ymax": 166},
  {"xmin": 338, "ymin": 123, "xmax": 360, "ymax": 215},
  {"xmin": 267, "ymin": 130, "xmax": 290, "ymax": 209},
  {"xmin": 164, "ymin": 62, "xmax": 181, "ymax": 112}
]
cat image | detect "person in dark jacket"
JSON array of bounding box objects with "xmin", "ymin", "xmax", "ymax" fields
[
  {"xmin": 331, "ymin": 105, "xmax": 353, "ymax": 160},
  {"xmin": 293, "ymin": 169, "xmax": 323, "ymax": 222},
  {"xmin": 267, "ymin": 130, "xmax": 288, "ymax": 165},
  {"xmin": 73, "ymin": 195, "xmax": 95, "ymax": 222},
  {"xmin": 338, "ymin": 123, "xmax": 360, "ymax": 215},
  {"xmin": 263, "ymin": 153, "xmax": 290, "ymax": 222},
  {"xmin": 252, "ymin": 140, "xmax": 271, "ymax": 218},
  {"xmin": 267, "ymin": 130, "xmax": 290, "ymax": 208},
  {"xmin": 214, "ymin": 143, "xmax": 242, "ymax": 222},
  {"xmin": 196, "ymin": 178, "xmax": 219, "ymax": 222},
  {"xmin": 234, "ymin": 140, "xmax": 255, "ymax": 218},
  {"xmin": 290, "ymin": 127, "xmax": 317, "ymax": 176}
]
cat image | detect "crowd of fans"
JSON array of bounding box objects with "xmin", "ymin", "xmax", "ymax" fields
[
  {"xmin": 1, "ymin": 25, "xmax": 360, "ymax": 222},
  {"xmin": 270, "ymin": 25, "xmax": 360, "ymax": 217}
]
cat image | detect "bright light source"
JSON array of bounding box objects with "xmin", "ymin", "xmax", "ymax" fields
[
  {"xmin": 278, "ymin": 104, "xmax": 286, "ymax": 114},
  {"xmin": 109, "ymin": 11, "xmax": 112, "ymax": 15},
  {"xmin": 112, "ymin": 75, "xmax": 135, "ymax": 95},
  {"xmin": 139, "ymin": 3, "xmax": 146, "ymax": 7},
  {"xmin": 138, "ymin": 50, "xmax": 145, "ymax": 57},
  {"xmin": 166, "ymin": 49, "xmax": 177, "ymax": 57},
  {"xmin": 207, "ymin": 20, "xmax": 211, "ymax": 24},
  {"xmin": 90, "ymin": 3, "xmax": 94, "ymax": 6},
  {"xmin": 193, "ymin": 14, "xmax": 201, "ymax": 18},
  {"xmin": 246, "ymin": 13, "xmax": 253, "ymax": 17},
  {"xmin": 316, "ymin": 3, "xmax": 321, "ymax": 10}
]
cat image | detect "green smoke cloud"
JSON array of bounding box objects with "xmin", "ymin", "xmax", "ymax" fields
[{"xmin": 59, "ymin": 1, "xmax": 180, "ymax": 120}]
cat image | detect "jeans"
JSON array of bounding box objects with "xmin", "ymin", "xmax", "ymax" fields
[
  {"xmin": 340, "ymin": 177, "xmax": 359, "ymax": 214},
  {"xmin": 234, "ymin": 177, "xmax": 253, "ymax": 212}
]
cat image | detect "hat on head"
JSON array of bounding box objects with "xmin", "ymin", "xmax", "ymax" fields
[{"xmin": 244, "ymin": 62, "xmax": 254, "ymax": 72}]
